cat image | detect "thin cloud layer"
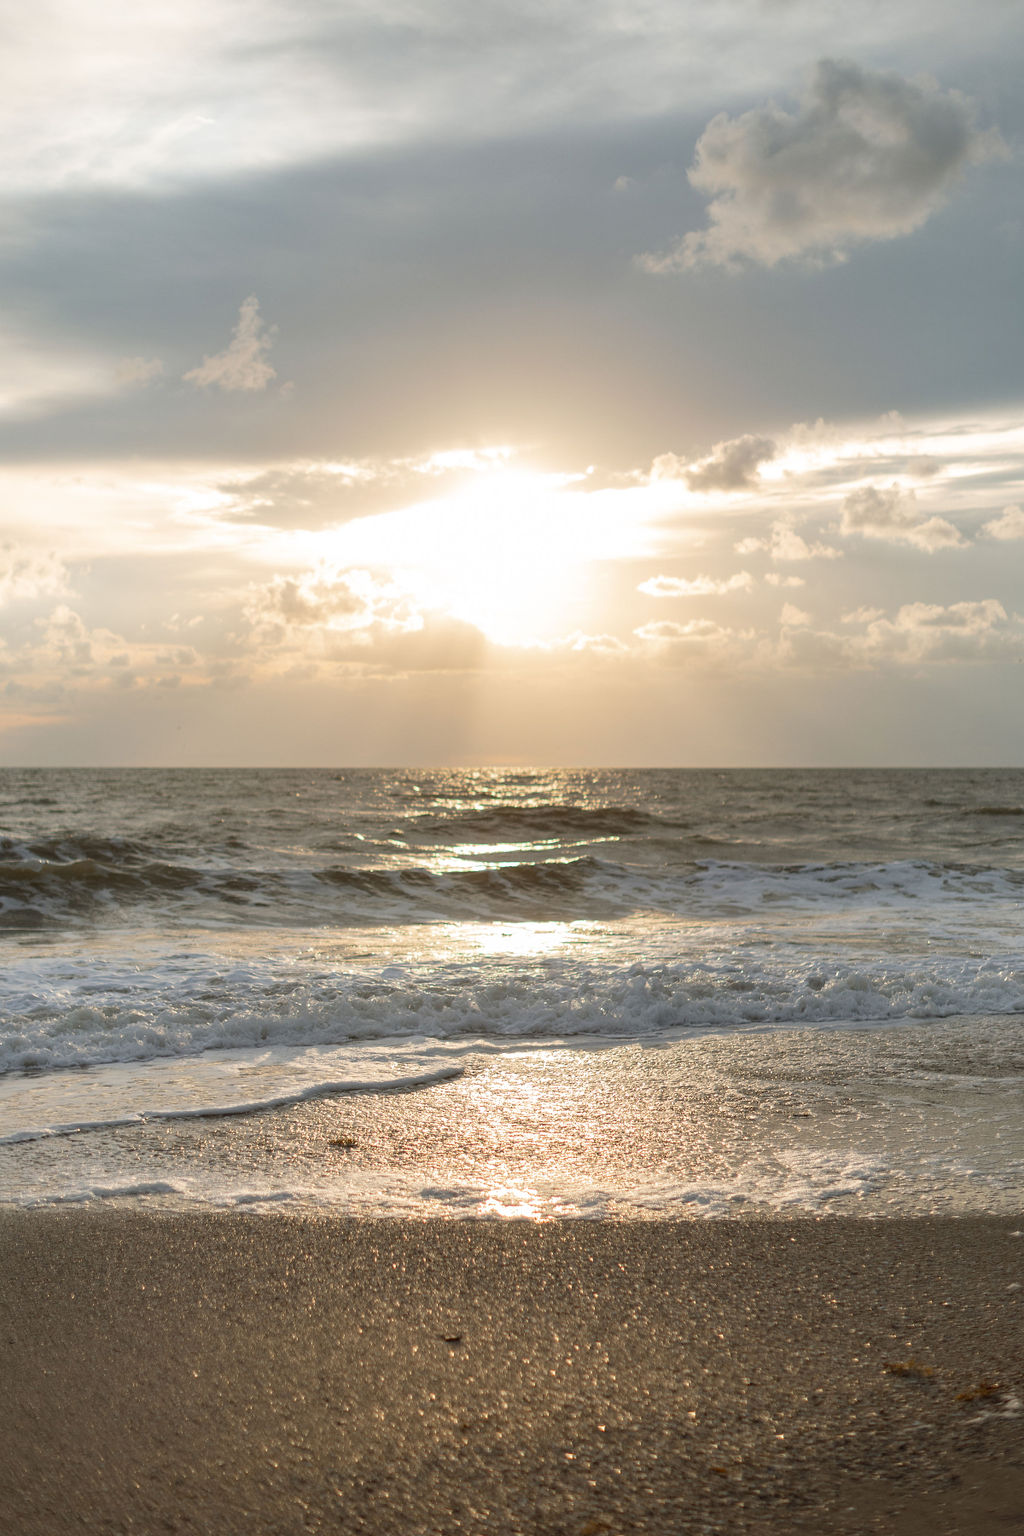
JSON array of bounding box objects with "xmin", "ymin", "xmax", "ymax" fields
[
  {"xmin": 638, "ymin": 572, "xmax": 754, "ymax": 597},
  {"xmin": 184, "ymin": 296, "xmax": 277, "ymax": 393},
  {"xmin": 115, "ymin": 356, "xmax": 164, "ymax": 388},
  {"xmin": 644, "ymin": 59, "xmax": 1002, "ymax": 271}
]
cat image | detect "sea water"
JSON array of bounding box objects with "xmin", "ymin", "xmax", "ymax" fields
[{"xmin": 0, "ymin": 767, "xmax": 1021, "ymax": 1217}]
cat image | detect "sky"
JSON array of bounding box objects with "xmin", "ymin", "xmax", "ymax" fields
[{"xmin": 1, "ymin": 0, "xmax": 1022, "ymax": 766}]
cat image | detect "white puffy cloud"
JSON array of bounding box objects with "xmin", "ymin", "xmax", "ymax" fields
[
  {"xmin": 26, "ymin": 606, "xmax": 129, "ymax": 674},
  {"xmin": 851, "ymin": 598, "xmax": 1010, "ymax": 663},
  {"xmin": 242, "ymin": 565, "xmax": 492, "ymax": 674},
  {"xmin": 765, "ymin": 573, "xmax": 805, "ymax": 588},
  {"xmin": 0, "ymin": 549, "xmax": 72, "ymax": 606},
  {"xmin": 686, "ymin": 435, "xmax": 777, "ymax": 491},
  {"xmin": 773, "ymin": 598, "xmax": 1015, "ymax": 671},
  {"xmin": 981, "ymin": 504, "xmax": 1024, "ymax": 540},
  {"xmin": 736, "ymin": 521, "xmax": 842, "ymax": 562},
  {"xmin": 35, "ymin": 605, "xmax": 94, "ymax": 665},
  {"xmin": 184, "ymin": 296, "xmax": 277, "ymax": 393},
  {"xmin": 652, "ymin": 434, "xmax": 776, "ymax": 491},
  {"xmin": 839, "ymin": 483, "xmax": 965, "ymax": 550},
  {"xmin": 842, "ymin": 606, "xmax": 885, "ymax": 624},
  {"xmin": 638, "ymin": 571, "xmax": 754, "ymax": 597},
  {"xmin": 561, "ymin": 630, "xmax": 631, "ymax": 658},
  {"xmin": 245, "ymin": 565, "xmax": 420, "ymax": 637},
  {"xmin": 635, "ymin": 618, "xmax": 720, "ymax": 641},
  {"xmin": 643, "ymin": 59, "xmax": 1002, "ymax": 271},
  {"xmin": 633, "ymin": 617, "xmax": 749, "ymax": 663}
]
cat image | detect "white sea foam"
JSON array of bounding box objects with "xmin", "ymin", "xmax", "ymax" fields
[
  {"xmin": 2, "ymin": 939, "xmax": 1022, "ymax": 1076},
  {"xmin": 20, "ymin": 1180, "xmax": 183, "ymax": 1205}
]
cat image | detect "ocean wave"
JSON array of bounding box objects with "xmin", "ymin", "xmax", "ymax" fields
[
  {"xmin": 410, "ymin": 804, "xmax": 667, "ymax": 840},
  {"xmin": 314, "ymin": 855, "xmax": 621, "ymax": 907},
  {"xmin": 0, "ymin": 852, "xmax": 272, "ymax": 928},
  {"xmin": 3, "ymin": 950, "xmax": 1024, "ymax": 1075},
  {"xmin": 2, "ymin": 847, "xmax": 1024, "ymax": 929}
]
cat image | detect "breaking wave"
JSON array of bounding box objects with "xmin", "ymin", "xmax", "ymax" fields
[{"xmin": 3, "ymin": 946, "xmax": 1024, "ymax": 1076}]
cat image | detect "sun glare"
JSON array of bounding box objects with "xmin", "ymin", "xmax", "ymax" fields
[
  {"xmin": 330, "ymin": 466, "xmax": 629, "ymax": 645},
  {"xmin": 415, "ymin": 472, "xmax": 589, "ymax": 643}
]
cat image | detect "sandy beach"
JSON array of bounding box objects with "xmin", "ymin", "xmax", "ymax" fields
[{"xmin": 1, "ymin": 1212, "xmax": 1021, "ymax": 1535}]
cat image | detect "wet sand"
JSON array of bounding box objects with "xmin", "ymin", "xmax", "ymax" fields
[{"xmin": 0, "ymin": 1212, "xmax": 1021, "ymax": 1534}]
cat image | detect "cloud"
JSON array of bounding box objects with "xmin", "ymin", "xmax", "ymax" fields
[
  {"xmin": 842, "ymin": 606, "xmax": 885, "ymax": 624},
  {"xmin": 638, "ymin": 572, "xmax": 754, "ymax": 597},
  {"xmin": 765, "ymin": 573, "xmax": 805, "ymax": 588},
  {"xmin": 736, "ymin": 521, "xmax": 842, "ymax": 561},
  {"xmin": 982, "ymin": 504, "xmax": 1024, "ymax": 540},
  {"xmin": 839, "ymin": 483, "xmax": 965, "ymax": 550},
  {"xmin": 184, "ymin": 296, "xmax": 277, "ymax": 393},
  {"xmin": 27, "ymin": 605, "xmax": 128, "ymax": 672},
  {"xmin": 115, "ymin": 356, "xmax": 164, "ymax": 387},
  {"xmin": 216, "ymin": 448, "xmax": 516, "ymax": 530},
  {"xmin": 854, "ymin": 598, "xmax": 1010, "ymax": 663},
  {"xmin": 687, "ymin": 435, "xmax": 777, "ymax": 491},
  {"xmin": 642, "ymin": 59, "xmax": 1003, "ymax": 271},
  {"xmin": 774, "ymin": 598, "xmax": 1016, "ymax": 671},
  {"xmin": 245, "ymin": 565, "xmax": 420, "ymax": 637},
  {"xmin": 242, "ymin": 563, "xmax": 488, "ymax": 673},
  {"xmin": 561, "ymin": 630, "xmax": 631, "ymax": 657},
  {"xmin": 653, "ymin": 434, "xmax": 776, "ymax": 491},
  {"xmin": 219, "ymin": 463, "xmax": 386, "ymax": 529},
  {"xmin": 632, "ymin": 616, "xmax": 752, "ymax": 665},
  {"xmin": 635, "ymin": 617, "xmax": 732, "ymax": 643},
  {"xmin": 0, "ymin": 548, "xmax": 72, "ymax": 606}
]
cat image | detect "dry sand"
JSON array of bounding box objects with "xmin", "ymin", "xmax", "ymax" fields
[{"xmin": 0, "ymin": 1212, "xmax": 1021, "ymax": 1535}]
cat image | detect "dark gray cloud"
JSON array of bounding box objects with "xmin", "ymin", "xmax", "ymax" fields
[{"xmin": 0, "ymin": 62, "xmax": 1018, "ymax": 474}]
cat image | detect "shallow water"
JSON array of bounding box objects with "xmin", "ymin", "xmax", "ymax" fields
[{"xmin": 1, "ymin": 768, "xmax": 1022, "ymax": 1215}]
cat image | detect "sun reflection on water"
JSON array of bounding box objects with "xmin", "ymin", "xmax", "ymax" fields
[{"xmin": 466, "ymin": 920, "xmax": 580, "ymax": 958}]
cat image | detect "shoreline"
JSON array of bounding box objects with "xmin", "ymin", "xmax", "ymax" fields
[
  {"xmin": 1, "ymin": 1212, "xmax": 1021, "ymax": 1534},
  {"xmin": 5, "ymin": 1014, "xmax": 1022, "ymax": 1220}
]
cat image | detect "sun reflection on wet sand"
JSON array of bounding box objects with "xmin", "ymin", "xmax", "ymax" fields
[{"xmin": 478, "ymin": 1186, "xmax": 546, "ymax": 1219}]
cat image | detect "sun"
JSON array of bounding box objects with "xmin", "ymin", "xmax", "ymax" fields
[
  {"xmin": 301, "ymin": 455, "xmax": 661, "ymax": 647},
  {"xmin": 405, "ymin": 470, "xmax": 593, "ymax": 644},
  {"xmin": 329, "ymin": 467, "xmax": 590, "ymax": 645}
]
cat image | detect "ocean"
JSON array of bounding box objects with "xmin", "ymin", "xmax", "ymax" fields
[{"xmin": 1, "ymin": 767, "xmax": 1022, "ymax": 1217}]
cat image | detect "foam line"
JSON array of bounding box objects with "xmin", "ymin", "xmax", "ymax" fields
[{"xmin": 0, "ymin": 1064, "xmax": 464, "ymax": 1145}]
